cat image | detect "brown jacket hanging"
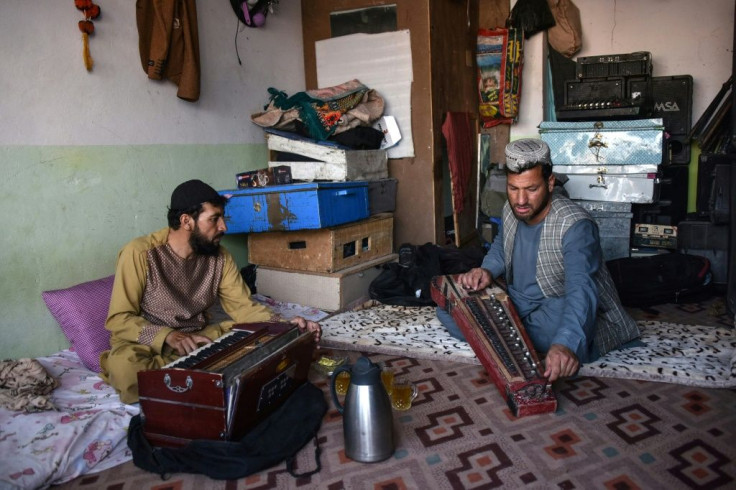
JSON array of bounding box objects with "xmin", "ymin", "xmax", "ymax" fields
[{"xmin": 136, "ymin": 0, "xmax": 201, "ymax": 102}]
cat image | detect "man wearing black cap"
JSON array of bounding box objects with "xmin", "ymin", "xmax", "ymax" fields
[
  {"xmin": 100, "ymin": 179, "xmax": 321, "ymax": 403},
  {"xmin": 438, "ymin": 139, "xmax": 638, "ymax": 382}
]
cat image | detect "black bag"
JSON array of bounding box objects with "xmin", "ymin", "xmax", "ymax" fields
[
  {"xmin": 606, "ymin": 253, "xmax": 713, "ymax": 307},
  {"xmin": 368, "ymin": 261, "xmax": 438, "ymax": 306},
  {"xmin": 128, "ymin": 382, "xmax": 327, "ymax": 480},
  {"xmin": 508, "ymin": 0, "xmax": 557, "ymax": 39},
  {"xmin": 368, "ymin": 243, "xmax": 485, "ymax": 306}
]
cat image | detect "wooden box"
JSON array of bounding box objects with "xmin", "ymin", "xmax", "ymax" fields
[
  {"xmin": 248, "ymin": 213, "xmax": 393, "ymax": 273},
  {"xmin": 267, "ymin": 131, "xmax": 388, "ymax": 181},
  {"xmin": 256, "ymin": 254, "xmax": 397, "ymax": 311}
]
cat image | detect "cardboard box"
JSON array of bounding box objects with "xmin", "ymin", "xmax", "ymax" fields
[
  {"xmin": 256, "ymin": 254, "xmax": 397, "ymax": 311},
  {"xmin": 219, "ymin": 182, "xmax": 369, "ymax": 234},
  {"xmin": 248, "ymin": 213, "xmax": 394, "ymax": 273},
  {"xmin": 266, "ymin": 131, "xmax": 388, "ymax": 181},
  {"xmin": 632, "ymin": 223, "xmax": 678, "ymax": 249}
]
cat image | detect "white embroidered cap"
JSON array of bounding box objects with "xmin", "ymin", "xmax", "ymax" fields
[{"xmin": 505, "ymin": 138, "xmax": 552, "ymax": 172}]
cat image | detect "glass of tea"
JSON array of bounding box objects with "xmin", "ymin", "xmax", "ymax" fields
[
  {"xmin": 380, "ymin": 366, "xmax": 394, "ymax": 396},
  {"xmin": 390, "ymin": 379, "xmax": 418, "ymax": 411},
  {"xmin": 335, "ymin": 371, "xmax": 351, "ymax": 396}
]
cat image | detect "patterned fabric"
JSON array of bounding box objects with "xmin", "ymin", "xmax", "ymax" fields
[
  {"xmin": 320, "ymin": 303, "xmax": 736, "ymax": 389},
  {"xmin": 105, "ymin": 227, "xmax": 272, "ymax": 353},
  {"xmin": 41, "ymin": 275, "xmax": 115, "ymax": 372},
  {"xmin": 137, "ymin": 244, "xmax": 224, "ymax": 344},
  {"xmin": 15, "ymin": 297, "xmax": 736, "ymax": 489},
  {"xmin": 477, "ymin": 28, "xmax": 524, "ymax": 128},
  {"xmin": 0, "ymin": 359, "xmax": 58, "ymax": 412},
  {"xmin": 580, "ymin": 320, "xmax": 736, "ymax": 387},
  {"xmin": 54, "ymin": 350, "xmax": 736, "ymax": 490},
  {"xmin": 502, "ymin": 193, "xmax": 640, "ymax": 354},
  {"xmin": 0, "ymin": 350, "xmax": 138, "ymax": 489},
  {"xmin": 536, "ymin": 196, "xmax": 593, "ymax": 295},
  {"xmin": 504, "ymin": 138, "xmax": 552, "ymax": 171},
  {"xmin": 320, "ymin": 302, "xmax": 477, "ymax": 363},
  {"xmin": 0, "ymin": 295, "xmax": 323, "ymax": 488},
  {"xmin": 251, "ymin": 79, "xmax": 385, "ymax": 141}
]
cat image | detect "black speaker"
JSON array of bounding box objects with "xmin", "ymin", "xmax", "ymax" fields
[
  {"xmin": 650, "ymin": 75, "xmax": 693, "ymax": 165},
  {"xmin": 632, "ymin": 165, "xmax": 689, "ymax": 226},
  {"xmin": 575, "ymin": 51, "xmax": 652, "ymax": 79},
  {"xmin": 564, "ymin": 77, "xmax": 625, "ymax": 106},
  {"xmin": 711, "ymin": 163, "xmax": 732, "ymax": 224},
  {"xmin": 548, "ymin": 44, "xmax": 576, "ymax": 110},
  {"xmin": 696, "ymin": 153, "xmax": 734, "ymax": 220}
]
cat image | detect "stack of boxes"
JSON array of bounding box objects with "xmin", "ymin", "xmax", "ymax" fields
[
  {"xmin": 220, "ymin": 130, "xmax": 398, "ymax": 311},
  {"xmin": 539, "ymin": 50, "xmax": 700, "ymax": 263},
  {"xmin": 539, "ymin": 119, "xmax": 664, "ymax": 262}
]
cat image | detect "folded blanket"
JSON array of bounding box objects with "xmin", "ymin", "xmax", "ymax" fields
[{"xmin": 0, "ymin": 358, "xmax": 58, "ymax": 412}]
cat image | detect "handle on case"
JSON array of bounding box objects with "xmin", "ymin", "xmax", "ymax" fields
[
  {"xmin": 589, "ymin": 174, "xmax": 608, "ymax": 189},
  {"xmin": 163, "ymin": 373, "xmax": 193, "ymax": 393},
  {"xmin": 330, "ymin": 365, "xmax": 351, "ymax": 414},
  {"xmin": 335, "ymin": 190, "xmax": 355, "ymax": 197}
]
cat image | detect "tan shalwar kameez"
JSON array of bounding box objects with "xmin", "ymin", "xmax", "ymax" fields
[{"xmin": 99, "ymin": 228, "xmax": 272, "ymax": 403}]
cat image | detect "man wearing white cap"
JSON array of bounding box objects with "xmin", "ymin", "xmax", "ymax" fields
[{"xmin": 439, "ymin": 139, "xmax": 638, "ymax": 382}]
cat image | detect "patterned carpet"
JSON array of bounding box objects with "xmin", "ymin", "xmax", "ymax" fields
[{"xmin": 54, "ymin": 296, "xmax": 736, "ymax": 490}]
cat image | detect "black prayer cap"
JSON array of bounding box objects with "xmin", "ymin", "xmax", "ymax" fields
[{"xmin": 170, "ymin": 179, "xmax": 223, "ymax": 210}]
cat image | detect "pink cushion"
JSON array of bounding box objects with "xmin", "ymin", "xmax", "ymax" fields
[{"xmin": 42, "ymin": 275, "xmax": 115, "ymax": 373}]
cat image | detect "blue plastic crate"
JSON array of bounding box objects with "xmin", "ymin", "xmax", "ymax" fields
[{"xmin": 219, "ymin": 182, "xmax": 369, "ymax": 233}]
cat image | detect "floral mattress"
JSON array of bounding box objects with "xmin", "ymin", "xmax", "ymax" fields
[{"xmin": 0, "ymin": 349, "xmax": 138, "ymax": 489}]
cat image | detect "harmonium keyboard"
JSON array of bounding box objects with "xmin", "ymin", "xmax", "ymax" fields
[
  {"xmin": 430, "ymin": 275, "xmax": 557, "ymax": 417},
  {"xmin": 137, "ymin": 322, "xmax": 315, "ymax": 447}
]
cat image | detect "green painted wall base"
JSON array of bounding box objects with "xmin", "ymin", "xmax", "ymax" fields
[{"xmin": 0, "ymin": 144, "xmax": 267, "ymax": 361}]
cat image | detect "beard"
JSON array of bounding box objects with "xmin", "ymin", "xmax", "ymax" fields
[
  {"xmin": 510, "ymin": 189, "xmax": 552, "ymax": 224},
  {"xmin": 189, "ymin": 226, "xmax": 222, "ymax": 256}
]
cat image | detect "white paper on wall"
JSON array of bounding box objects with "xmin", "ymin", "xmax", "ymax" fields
[{"xmin": 316, "ymin": 30, "xmax": 415, "ymax": 159}]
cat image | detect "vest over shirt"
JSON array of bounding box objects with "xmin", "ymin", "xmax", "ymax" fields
[
  {"xmin": 105, "ymin": 228, "xmax": 272, "ymax": 354},
  {"xmin": 502, "ymin": 193, "xmax": 639, "ymax": 355}
]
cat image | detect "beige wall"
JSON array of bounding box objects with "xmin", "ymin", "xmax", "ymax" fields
[{"xmin": 0, "ymin": 1, "xmax": 306, "ymax": 360}]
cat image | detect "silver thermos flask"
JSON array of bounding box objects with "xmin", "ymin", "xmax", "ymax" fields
[{"xmin": 330, "ymin": 357, "xmax": 394, "ymax": 463}]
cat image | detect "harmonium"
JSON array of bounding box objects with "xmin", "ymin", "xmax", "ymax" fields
[
  {"xmin": 137, "ymin": 322, "xmax": 316, "ymax": 447},
  {"xmin": 430, "ymin": 275, "xmax": 557, "ymax": 417}
]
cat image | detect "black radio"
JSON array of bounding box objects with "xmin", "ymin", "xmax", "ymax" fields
[
  {"xmin": 576, "ymin": 51, "xmax": 653, "ymax": 79},
  {"xmin": 557, "ymin": 75, "xmax": 653, "ymax": 121},
  {"xmin": 556, "ymin": 101, "xmax": 651, "ymax": 121}
]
